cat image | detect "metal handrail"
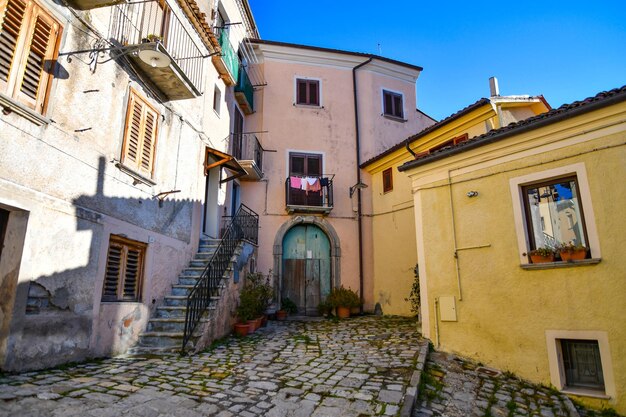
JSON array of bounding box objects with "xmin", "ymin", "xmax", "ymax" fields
[
  {"xmin": 182, "ymin": 204, "xmax": 258, "ymax": 353},
  {"xmin": 232, "ymin": 133, "xmax": 263, "ymax": 172}
]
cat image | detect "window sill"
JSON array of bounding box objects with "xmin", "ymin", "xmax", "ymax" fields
[
  {"xmin": 521, "ymin": 258, "xmax": 601, "ymax": 270},
  {"xmin": 293, "ymin": 103, "xmax": 323, "ymax": 109},
  {"xmin": 561, "ymin": 387, "xmax": 610, "ymax": 400},
  {"xmin": 114, "ymin": 161, "xmax": 156, "ymax": 186},
  {"xmin": 0, "ymin": 93, "xmax": 50, "ymax": 126},
  {"xmin": 382, "ymin": 114, "xmax": 407, "ymax": 123}
]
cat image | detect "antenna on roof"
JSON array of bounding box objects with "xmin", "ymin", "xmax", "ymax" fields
[{"xmin": 377, "ymin": 43, "xmax": 382, "ymax": 55}]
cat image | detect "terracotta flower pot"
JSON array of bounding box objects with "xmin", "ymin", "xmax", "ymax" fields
[
  {"xmin": 247, "ymin": 319, "xmax": 257, "ymax": 333},
  {"xmin": 336, "ymin": 306, "xmax": 350, "ymax": 319},
  {"xmin": 234, "ymin": 323, "xmax": 249, "ymax": 337},
  {"xmin": 560, "ymin": 249, "xmax": 586, "ymax": 262},
  {"xmin": 276, "ymin": 310, "xmax": 288, "ymax": 321},
  {"xmin": 530, "ymin": 253, "xmax": 555, "ymax": 264}
]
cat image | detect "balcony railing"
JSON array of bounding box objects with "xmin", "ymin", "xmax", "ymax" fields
[
  {"xmin": 285, "ymin": 175, "xmax": 334, "ymax": 214},
  {"xmin": 234, "ymin": 65, "xmax": 253, "ymax": 114},
  {"xmin": 232, "ymin": 133, "xmax": 263, "ymax": 180},
  {"xmin": 211, "ymin": 28, "xmax": 239, "ymax": 86},
  {"xmin": 109, "ymin": 0, "xmax": 204, "ymax": 99}
]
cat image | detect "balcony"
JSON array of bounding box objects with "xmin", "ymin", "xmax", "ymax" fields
[
  {"xmin": 211, "ymin": 28, "xmax": 239, "ymax": 86},
  {"xmin": 234, "ymin": 66, "xmax": 254, "ymax": 114},
  {"xmin": 66, "ymin": 0, "xmax": 124, "ymax": 10},
  {"xmin": 109, "ymin": 1, "xmax": 205, "ymax": 100},
  {"xmin": 232, "ymin": 133, "xmax": 263, "ymax": 180},
  {"xmin": 285, "ymin": 176, "xmax": 334, "ymax": 214}
]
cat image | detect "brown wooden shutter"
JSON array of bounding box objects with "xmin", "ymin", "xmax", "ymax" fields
[
  {"xmin": 0, "ymin": 0, "xmax": 27, "ymax": 91},
  {"xmin": 296, "ymin": 79, "xmax": 306, "ymax": 104},
  {"xmin": 309, "ymin": 80, "xmax": 319, "ymax": 105},
  {"xmin": 383, "ymin": 91, "xmax": 392, "ymax": 115},
  {"xmin": 383, "ymin": 168, "xmax": 393, "ymax": 193},
  {"xmin": 103, "ymin": 241, "xmax": 123, "ymax": 301},
  {"xmin": 122, "ymin": 90, "xmax": 159, "ymax": 177},
  {"xmin": 102, "ymin": 235, "xmax": 145, "ymax": 302},
  {"xmin": 393, "ymin": 94, "xmax": 403, "ymax": 118}
]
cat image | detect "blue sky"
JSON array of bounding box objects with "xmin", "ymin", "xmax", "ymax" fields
[{"xmin": 247, "ymin": 1, "xmax": 626, "ymax": 121}]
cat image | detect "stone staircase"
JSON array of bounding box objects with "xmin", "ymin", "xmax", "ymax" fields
[{"xmin": 130, "ymin": 237, "xmax": 224, "ymax": 354}]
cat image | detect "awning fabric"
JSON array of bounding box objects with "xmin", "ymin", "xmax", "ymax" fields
[{"xmin": 204, "ymin": 147, "xmax": 247, "ymax": 183}]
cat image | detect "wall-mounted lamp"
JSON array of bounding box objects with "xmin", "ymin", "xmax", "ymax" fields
[
  {"xmin": 466, "ymin": 191, "xmax": 479, "ymax": 198},
  {"xmin": 349, "ymin": 182, "xmax": 368, "ymax": 198},
  {"xmin": 58, "ymin": 39, "xmax": 175, "ymax": 74}
]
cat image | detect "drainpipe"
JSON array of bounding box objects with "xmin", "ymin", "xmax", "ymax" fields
[{"xmin": 352, "ymin": 57, "xmax": 372, "ymax": 312}]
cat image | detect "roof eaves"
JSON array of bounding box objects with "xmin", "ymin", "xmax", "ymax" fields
[
  {"xmin": 398, "ymin": 85, "xmax": 626, "ymax": 172},
  {"xmin": 250, "ymin": 39, "xmax": 423, "ymax": 72},
  {"xmin": 361, "ymin": 98, "xmax": 490, "ymax": 168}
]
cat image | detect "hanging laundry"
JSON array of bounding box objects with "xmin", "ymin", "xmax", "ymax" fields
[
  {"xmin": 290, "ymin": 176, "xmax": 301, "ymax": 189},
  {"xmin": 320, "ymin": 177, "xmax": 329, "ymax": 187},
  {"xmin": 300, "ymin": 177, "xmax": 309, "ymax": 191},
  {"xmin": 307, "ymin": 177, "xmax": 321, "ymax": 192}
]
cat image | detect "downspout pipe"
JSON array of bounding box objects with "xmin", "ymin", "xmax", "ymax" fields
[{"xmin": 352, "ymin": 57, "xmax": 372, "ymax": 312}]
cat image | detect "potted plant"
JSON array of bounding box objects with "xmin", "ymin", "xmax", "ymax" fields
[
  {"xmin": 317, "ymin": 300, "xmax": 332, "ymax": 317},
  {"xmin": 234, "ymin": 300, "xmax": 253, "ymax": 337},
  {"xmin": 528, "ymin": 247, "xmax": 556, "ymax": 264},
  {"xmin": 326, "ymin": 286, "xmax": 361, "ymax": 319},
  {"xmin": 236, "ymin": 283, "xmax": 256, "ymax": 334},
  {"xmin": 557, "ymin": 242, "xmax": 587, "ymax": 262},
  {"xmin": 143, "ymin": 33, "xmax": 163, "ymax": 43},
  {"xmin": 277, "ymin": 297, "xmax": 297, "ymax": 320}
]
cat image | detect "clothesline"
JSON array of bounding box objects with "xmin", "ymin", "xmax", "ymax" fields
[{"xmin": 289, "ymin": 176, "xmax": 329, "ymax": 192}]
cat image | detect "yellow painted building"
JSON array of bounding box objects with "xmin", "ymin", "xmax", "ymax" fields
[
  {"xmin": 362, "ymin": 88, "xmax": 549, "ymax": 316},
  {"xmin": 399, "ymin": 86, "xmax": 626, "ymax": 413}
]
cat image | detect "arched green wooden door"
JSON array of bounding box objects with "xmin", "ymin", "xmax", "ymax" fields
[{"xmin": 282, "ymin": 224, "xmax": 331, "ymax": 315}]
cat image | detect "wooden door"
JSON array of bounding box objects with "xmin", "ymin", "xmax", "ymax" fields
[{"xmin": 282, "ymin": 224, "xmax": 331, "ymax": 315}]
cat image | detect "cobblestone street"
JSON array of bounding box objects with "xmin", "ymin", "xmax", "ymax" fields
[
  {"xmin": 0, "ymin": 316, "xmax": 426, "ymax": 417},
  {"xmin": 413, "ymin": 351, "xmax": 605, "ymax": 417}
]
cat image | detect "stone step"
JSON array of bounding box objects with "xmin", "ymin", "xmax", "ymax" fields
[
  {"xmin": 146, "ymin": 317, "xmax": 210, "ymax": 333},
  {"xmin": 138, "ymin": 332, "xmax": 186, "ymax": 348},
  {"xmin": 171, "ymin": 284, "xmax": 196, "ymax": 297},
  {"xmin": 181, "ymin": 267, "xmax": 209, "ymax": 277},
  {"xmin": 189, "ymin": 259, "xmax": 210, "ymax": 268},
  {"xmin": 176, "ymin": 276, "xmax": 201, "ymax": 286}
]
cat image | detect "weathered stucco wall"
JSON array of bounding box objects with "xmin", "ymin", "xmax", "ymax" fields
[
  {"xmin": 0, "ymin": 0, "xmax": 243, "ymax": 370},
  {"xmin": 407, "ymin": 103, "xmax": 626, "ymax": 413}
]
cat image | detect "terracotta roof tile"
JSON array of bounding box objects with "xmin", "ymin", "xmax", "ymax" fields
[{"xmin": 398, "ymin": 85, "xmax": 626, "ymax": 172}]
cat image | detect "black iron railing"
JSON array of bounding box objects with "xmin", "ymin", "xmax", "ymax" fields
[
  {"xmin": 232, "ymin": 133, "xmax": 263, "ymax": 172},
  {"xmin": 109, "ymin": 0, "xmax": 205, "ymax": 92},
  {"xmin": 182, "ymin": 204, "xmax": 258, "ymax": 353},
  {"xmin": 285, "ymin": 175, "xmax": 334, "ymax": 209}
]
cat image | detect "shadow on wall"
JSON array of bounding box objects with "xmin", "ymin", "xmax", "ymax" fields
[{"xmin": 2, "ymin": 156, "xmax": 203, "ymax": 371}]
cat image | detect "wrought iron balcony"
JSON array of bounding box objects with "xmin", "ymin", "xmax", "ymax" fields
[
  {"xmin": 285, "ymin": 175, "xmax": 334, "ymax": 214},
  {"xmin": 234, "ymin": 65, "xmax": 254, "ymax": 114},
  {"xmin": 232, "ymin": 133, "xmax": 263, "ymax": 180},
  {"xmin": 109, "ymin": 1, "xmax": 205, "ymax": 100},
  {"xmin": 211, "ymin": 28, "xmax": 239, "ymax": 86}
]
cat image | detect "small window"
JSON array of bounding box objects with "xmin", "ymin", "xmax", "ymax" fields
[
  {"xmin": 296, "ymin": 79, "xmax": 319, "ymax": 106},
  {"xmin": 561, "ymin": 339, "xmax": 605, "ymax": 391},
  {"xmin": 102, "ymin": 235, "xmax": 146, "ymax": 302},
  {"xmin": 521, "ymin": 176, "xmax": 589, "ymax": 254},
  {"xmin": 122, "ymin": 89, "xmax": 159, "ymax": 178},
  {"xmin": 213, "ymin": 85, "xmax": 221, "ymax": 115},
  {"xmin": 383, "ymin": 90, "xmax": 403, "ymax": 119},
  {"xmin": 382, "ymin": 168, "xmax": 393, "ymax": 193},
  {"xmin": 0, "ymin": 0, "xmax": 62, "ymax": 114},
  {"xmin": 0, "ymin": 208, "xmax": 9, "ymax": 262}
]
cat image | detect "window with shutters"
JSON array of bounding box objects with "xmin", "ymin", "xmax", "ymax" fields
[
  {"xmin": 121, "ymin": 89, "xmax": 159, "ymax": 179},
  {"xmin": 102, "ymin": 235, "xmax": 146, "ymax": 302},
  {"xmin": 295, "ymin": 78, "xmax": 320, "ymax": 106},
  {"xmin": 0, "ymin": 0, "xmax": 61, "ymax": 115},
  {"xmin": 382, "ymin": 89, "xmax": 404, "ymax": 119},
  {"xmin": 382, "ymin": 167, "xmax": 393, "ymax": 193}
]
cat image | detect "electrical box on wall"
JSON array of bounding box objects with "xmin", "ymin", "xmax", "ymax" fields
[{"xmin": 439, "ymin": 296, "xmax": 457, "ymax": 321}]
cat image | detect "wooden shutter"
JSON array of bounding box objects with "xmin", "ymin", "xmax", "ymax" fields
[
  {"xmin": 122, "ymin": 90, "xmax": 159, "ymax": 178},
  {"xmin": 383, "ymin": 168, "xmax": 393, "ymax": 193},
  {"xmin": 0, "ymin": 0, "xmax": 27, "ymax": 91},
  {"xmin": 393, "ymin": 94, "xmax": 403, "ymax": 118},
  {"xmin": 103, "ymin": 241, "xmax": 123, "ymax": 301},
  {"xmin": 0, "ymin": 0, "xmax": 60, "ymax": 113},
  {"xmin": 102, "ymin": 235, "xmax": 145, "ymax": 302},
  {"xmin": 296, "ymin": 79, "xmax": 307, "ymax": 104}
]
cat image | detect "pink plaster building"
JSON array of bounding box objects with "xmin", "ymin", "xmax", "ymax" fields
[{"xmin": 233, "ymin": 40, "xmax": 435, "ymax": 313}]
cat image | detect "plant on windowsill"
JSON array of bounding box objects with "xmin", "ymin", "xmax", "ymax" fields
[
  {"xmin": 556, "ymin": 242, "xmax": 587, "ymax": 262},
  {"xmin": 326, "ymin": 286, "xmax": 362, "ymax": 319},
  {"xmin": 528, "ymin": 247, "xmax": 556, "ymax": 264},
  {"xmin": 143, "ymin": 34, "xmax": 163, "ymax": 43}
]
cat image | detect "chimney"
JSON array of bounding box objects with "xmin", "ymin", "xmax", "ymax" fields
[{"xmin": 489, "ymin": 77, "xmax": 499, "ymax": 97}]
